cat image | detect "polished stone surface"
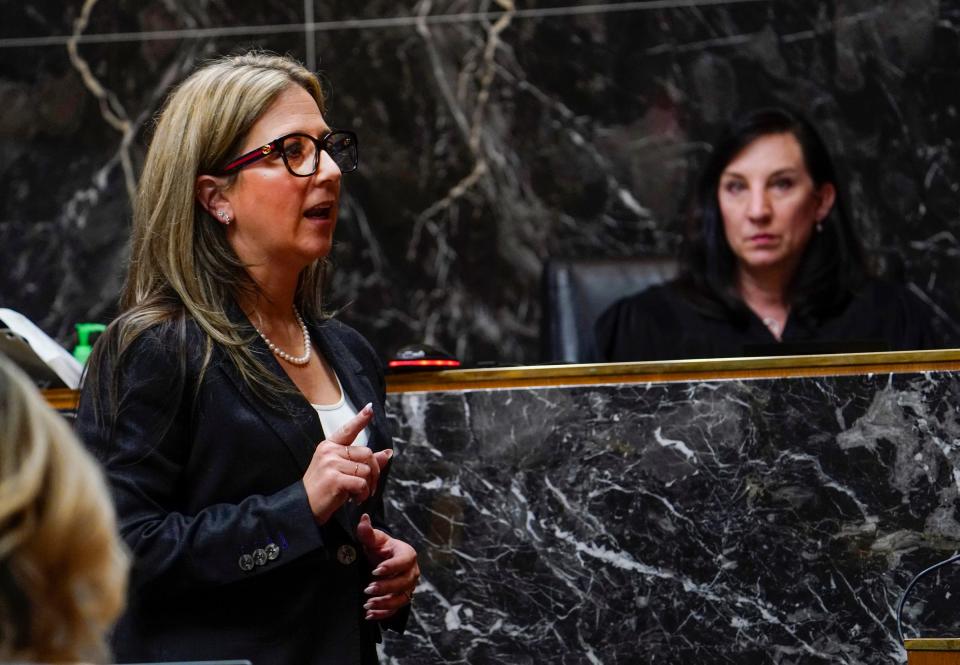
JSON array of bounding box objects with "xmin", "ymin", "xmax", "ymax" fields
[
  {"xmin": 1, "ymin": 2, "xmax": 959, "ymax": 362},
  {"xmin": 382, "ymin": 370, "xmax": 960, "ymax": 663}
]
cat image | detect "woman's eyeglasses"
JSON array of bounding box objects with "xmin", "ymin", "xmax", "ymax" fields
[{"xmin": 217, "ymin": 130, "xmax": 358, "ymax": 177}]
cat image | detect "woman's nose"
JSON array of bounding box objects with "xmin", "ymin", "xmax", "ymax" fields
[
  {"xmin": 313, "ymin": 150, "xmax": 342, "ymax": 184},
  {"xmin": 746, "ymin": 189, "xmax": 771, "ymax": 223}
]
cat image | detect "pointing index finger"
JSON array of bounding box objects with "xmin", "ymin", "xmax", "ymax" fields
[{"xmin": 327, "ymin": 403, "xmax": 374, "ymax": 446}]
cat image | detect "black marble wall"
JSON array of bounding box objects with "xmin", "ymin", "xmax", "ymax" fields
[
  {"xmin": 2, "ymin": 1, "xmax": 959, "ymax": 364},
  {"xmin": 383, "ymin": 370, "xmax": 960, "ymax": 663}
]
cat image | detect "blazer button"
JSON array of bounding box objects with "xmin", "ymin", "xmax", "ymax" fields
[
  {"xmin": 336, "ymin": 544, "xmax": 357, "ymax": 565},
  {"xmin": 265, "ymin": 543, "xmax": 280, "ymax": 561},
  {"xmin": 253, "ymin": 548, "xmax": 268, "ymax": 567},
  {"xmin": 239, "ymin": 554, "xmax": 255, "ymax": 572}
]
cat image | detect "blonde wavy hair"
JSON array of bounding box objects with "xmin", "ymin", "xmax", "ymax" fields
[
  {"xmin": 89, "ymin": 51, "xmax": 329, "ymax": 410},
  {"xmin": 0, "ymin": 354, "xmax": 128, "ymax": 663}
]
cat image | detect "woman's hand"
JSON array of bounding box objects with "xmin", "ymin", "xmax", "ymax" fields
[
  {"xmin": 357, "ymin": 513, "xmax": 420, "ymax": 621},
  {"xmin": 302, "ymin": 404, "xmax": 393, "ymax": 524}
]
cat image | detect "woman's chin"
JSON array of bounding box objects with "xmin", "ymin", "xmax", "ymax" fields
[
  {"xmin": 278, "ymin": 242, "xmax": 331, "ymax": 269},
  {"xmin": 738, "ymin": 252, "xmax": 795, "ymax": 273},
  {"xmin": 303, "ymin": 244, "xmax": 332, "ymax": 263},
  {"xmin": 296, "ymin": 231, "xmax": 335, "ymax": 261}
]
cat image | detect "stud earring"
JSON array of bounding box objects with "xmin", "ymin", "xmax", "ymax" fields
[
  {"xmin": 816, "ymin": 221, "xmax": 823, "ymax": 233},
  {"xmin": 218, "ymin": 210, "xmax": 231, "ymax": 225}
]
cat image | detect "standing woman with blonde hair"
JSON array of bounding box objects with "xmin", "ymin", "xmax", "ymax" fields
[
  {"xmin": 0, "ymin": 354, "xmax": 128, "ymax": 664},
  {"xmin": 76, "ymin": 52, "xmax": 418, "ymax": 665}
]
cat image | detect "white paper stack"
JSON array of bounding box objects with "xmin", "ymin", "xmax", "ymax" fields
[{"xmin": 0, "ymin": 308, "xmax": 83, "ymax": 390}]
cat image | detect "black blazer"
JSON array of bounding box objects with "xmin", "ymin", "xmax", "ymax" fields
[{"xmin": 76, "ymin": 306, "xmax": 406, "ymax": 665}]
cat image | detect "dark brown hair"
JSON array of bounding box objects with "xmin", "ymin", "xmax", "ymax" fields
[{"xmin": 678, "ymin": 106, "xmax": 869, "ymax": 324}]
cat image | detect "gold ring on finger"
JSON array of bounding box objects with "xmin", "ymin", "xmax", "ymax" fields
[
  {"xmin": 346, "ymin": 447, "xmax": 353, "ymax": 461},
  {"xmin": 355, "ymin": 463, "xmax": 360, "ymax": 476}
]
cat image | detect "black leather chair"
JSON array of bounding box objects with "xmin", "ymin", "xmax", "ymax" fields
[{"xmin": 540, "ymin": 256, "xmax": 679, "ymax": 364}]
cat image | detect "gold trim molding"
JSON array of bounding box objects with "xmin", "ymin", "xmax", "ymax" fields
[
  {"xmin": 905, "ymin": 638, "xmax": 960, "ymax": 651},
  {"xmin": 385, "ymin": 348, "xmax": 960, "ymax": 393},
  {"xmin": 41, "ymin": 348, "xmax": 960, "ymax": 409}
]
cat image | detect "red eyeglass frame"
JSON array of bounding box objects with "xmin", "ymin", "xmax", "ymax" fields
[{"xmin": 216, "ymin": 130, "xmax": 358, "ymax": 176}]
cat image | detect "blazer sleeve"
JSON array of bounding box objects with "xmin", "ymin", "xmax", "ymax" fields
[
  {"xmin": 365, "ymin": 337, "xmax": 393, "ymax": 536},
  {"xmin": 372, "ymin": 374, "xmax": 413, "ymax": 636},
  {"xmin": 76, "ymin": 325, "xmax": 324, "ymax": 595},
  {"xmin": 330, "ymin": 321, "xmax": 393, "ymax": 533}
]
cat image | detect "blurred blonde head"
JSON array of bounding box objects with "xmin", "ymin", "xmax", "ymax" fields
[{"xmin": 0, "ymin": 354, "xmax": 127, "ymax": 663}]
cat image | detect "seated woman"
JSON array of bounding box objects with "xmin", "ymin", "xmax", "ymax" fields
[
  {"xmin": 0, "ymin": 354, "xmax": 128, "ymax": 663},
  {"xmin": 596, "ymin": 107, "xmax": 941, "ymax": 362}
]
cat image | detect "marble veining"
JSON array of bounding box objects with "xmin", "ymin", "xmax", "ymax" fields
[
  {"xmin": 0, "ymin": 1, "xmax": 958, "ymax": 364},
  {"xmin": 381, "ymin": 371, "xmax": 960, "ymax": 663}
]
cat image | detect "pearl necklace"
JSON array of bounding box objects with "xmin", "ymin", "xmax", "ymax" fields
[{"xmin": 254, "ymin": 307, "xmax": 312, "ymax": 366}]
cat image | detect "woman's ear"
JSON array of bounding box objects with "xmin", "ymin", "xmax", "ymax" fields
[
  {"xmin": 814, "ymin": 182, "xmax": 836, "ymax": 222},
  {"xmin": 195, "ymin": 175, "xmax": 233, "ymax": 224}
]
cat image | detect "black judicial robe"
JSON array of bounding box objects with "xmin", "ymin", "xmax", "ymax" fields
[
  {"xmin": 596, "ymin": 279, "xmax": 942, "ymax": 363},
  {"xmin": 76, "ymin": 304, "xmax": 407, "ymax": 665}
]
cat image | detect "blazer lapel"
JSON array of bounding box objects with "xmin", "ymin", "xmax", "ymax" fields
[
  {"xmin": 309, "ymin": 319, "xmax": 389, "ymax": 454},
  {"xmin": 219, "ymin": 300, "xmax": 322, "ymax": 472},
  {"xmin": 310, "ymin": 319, "xmax": 388, "ymax": 539},
  {"xmin": 217, "ymin": 301, "xmax": 381, "ymax": 543}
]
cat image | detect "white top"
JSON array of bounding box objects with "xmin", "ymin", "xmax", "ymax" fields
[{"xmin": 311, "ymin": 372, "xmax": 369, "ymax": 448}]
